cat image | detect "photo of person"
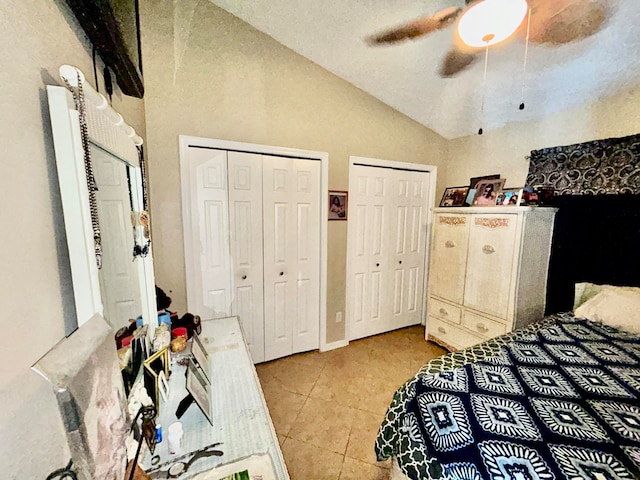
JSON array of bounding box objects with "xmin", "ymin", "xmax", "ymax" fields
[
  {"xmin": 328, "ymin": 191, "xmax": 348, "ymax": 220},
  {"xmin": 495, "ymin": 188, "xmax": 523, "ymax": 206},
  {"xmin": 473, "ymin": 179, "xmax": 505, "ymax": 206},
  {"xmin": 439, "ymin": 186, "xmax": 469, "ymax": 207}
]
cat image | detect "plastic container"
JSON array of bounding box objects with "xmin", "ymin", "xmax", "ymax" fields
[
  {"xmin": 167, "ymin": 421, "xmax": 183, "ymax": 454},
  {"xmin": 158, "ymin": 312, "xmax": 171, "ymax": 327}
]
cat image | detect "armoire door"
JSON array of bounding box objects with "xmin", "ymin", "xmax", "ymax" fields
[
  {"xmin": 348, "ymin": 164, "xmax": 431, "ymax": 340},
  {"xmin": 262, "ymin": 156, "xmax": 321, "ymax": 361},
  {"xmin": 463, "ymin": 214, "xmax": 518, "ymax": 319},
  {"xmin": 428, "ymin": 214, "xmax": 470, "ymax": 304}
]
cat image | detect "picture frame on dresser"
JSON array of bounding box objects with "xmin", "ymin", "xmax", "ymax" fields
[
  {"xmin": 191, "ymin": 332, "xmax": 211, "ymax": 384},
  {"xmin": 473, "ymin": 178, "xmax": 505, "ymax": 206},
  {"xmin": 439, "ymin": 186, "xmax": 469, "ymax": 207},
  {"xmin": 496, "ymin": 188, "xmax": 523, "ymax": 206},
  {"xmin": 186, "ymin": 359, "xmax": 213, "ymax": 425}
]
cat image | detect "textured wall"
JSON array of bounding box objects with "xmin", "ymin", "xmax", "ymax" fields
[
  {"xmin": 444, "ymin": 85, "xmax": 640, "ymax": 191},
  {"xmin": 0, "ymin": 0, "xmax": 144, "ymax": 477},
  {"xmin": 139, "ymin": 0, "xmax": 448, "ymax": 344}
]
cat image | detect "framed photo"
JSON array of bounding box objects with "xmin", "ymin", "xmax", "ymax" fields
[
  {"xmin": 143, "ymin": 347, "xmax": 169, "ymax": 408},
  {"xmin": 473, "ymin": 178, "xmax": 506, "ymax": 206},
  {"xmin": 469, "ymin": 174, "xmax": 500, "ymax": 191},
  {"xmin": 191, "ymin": 332, "xmax": 211, "ymax": 384},
  {"xmin": 439, "ymin": 186, "xmax": 469, "ymax": 207},
  {"xmin": 186, "ymin": 358, "xmax": 213, "ymax": 425},
  {"xmin": 328, "ymin": 191, "xmax": 348, "ymax": 220},
  {"xmin": 496, "ymin": 188, "xmax": 523, "ymax": 206}
]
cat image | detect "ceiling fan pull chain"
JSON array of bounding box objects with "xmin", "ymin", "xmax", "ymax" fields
[
  {"xmin": 520, "ymin": 7, "xmax": 532, "ymax": 111},
  {"xmin": 478, "ymin": 43, "xmax": 490, "ymax": 135}
]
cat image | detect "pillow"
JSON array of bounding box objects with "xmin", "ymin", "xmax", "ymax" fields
[
  {"xmin": 574, "ymin": 282, "xmax": 640, "ymax": 310},
  {"xmin": 574, "ymin": 287, "xmax": 640, "ymax": 334}
]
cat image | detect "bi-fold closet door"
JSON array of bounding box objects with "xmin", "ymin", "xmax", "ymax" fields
[
  {"xmin": 347, "ymin": 163, "xmax": 432, "ymax": 341},
  {"xmin": 183, "ymin": 146, "xmax": 320, "ymax": 363}
]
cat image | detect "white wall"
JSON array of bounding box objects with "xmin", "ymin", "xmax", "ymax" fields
[
  {"xmin": 139, "ymin": 0, "xmax": 448, "ymax": 344},
  {"xmin": 445, "ymin": 85, "xmax": 640, "ymax": 190},
  {"xmin": 0, "ymin": 1, "xmax": 144, "ymax": 477}
]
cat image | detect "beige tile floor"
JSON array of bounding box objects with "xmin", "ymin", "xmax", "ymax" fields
[{"xmin": 256, "ymin": 325, "xmax": 447, "ymax": 480}]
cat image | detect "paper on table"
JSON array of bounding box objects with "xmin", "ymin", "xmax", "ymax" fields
[{"xmin": 188, "ymin": 454, "xmax": 276, "ymax": 480}]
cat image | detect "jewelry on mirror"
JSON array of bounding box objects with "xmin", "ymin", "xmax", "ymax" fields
[
  {"xmin": 126, "ymin": 166, "xmax": 150, "ymax": 258},
  {"xmin": 63, "ymin": 73, "xmax": 103, "ymax": 268}
]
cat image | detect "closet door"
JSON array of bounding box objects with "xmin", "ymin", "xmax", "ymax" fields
[
  {"xmin": 184, "ymin": 148, "xmax": 232, "ymax": 319},
  {"xmin": 262, "ymin": 156, "xmax": 321, "ymax": 361},
  {"xmin": 388, "ymin": 169, "xmax": 431, "ymax": 329},
  {"xmin": 348, "ymin": 165, "xmax": 390, "ymax": 340},
  {"xmin": 228, "ymin": 152, "xmax": 265, "ymax": 362},
  {"xmin": 348, "ymin": 164, "xmax": 431, "ymax": 340}
]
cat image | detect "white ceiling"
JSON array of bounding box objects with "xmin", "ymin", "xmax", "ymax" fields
[{"xmin": 208, "ymin": 0, "xmax": 640, "ymax": 139}]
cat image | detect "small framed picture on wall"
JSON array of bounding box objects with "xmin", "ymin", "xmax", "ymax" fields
[{"xmin": 328, "ymin": 191, "xmax": 348, "ymax": 220}]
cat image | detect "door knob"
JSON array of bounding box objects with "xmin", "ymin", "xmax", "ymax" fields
[{"xmin": 241, "ymin": 275, "xmax": 247, "ymax": 280}]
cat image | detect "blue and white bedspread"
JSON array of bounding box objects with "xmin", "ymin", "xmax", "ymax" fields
[{"xmin": 375, "ymin": 314, "xmax": 640, "ymax": 479}]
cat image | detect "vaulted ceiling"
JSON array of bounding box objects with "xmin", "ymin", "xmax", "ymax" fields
[{"xmin": 208, "ymin": 0, "xmax": 640, "ymax": 139}]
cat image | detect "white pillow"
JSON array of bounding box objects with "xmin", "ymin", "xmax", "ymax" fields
[
  {"xmin": 574, "ymin": 287, "xmax": 640, "ymax": 334},
  {"xmin": 574, "ymin": 282, "xmax": 640, "ymax": 310}
]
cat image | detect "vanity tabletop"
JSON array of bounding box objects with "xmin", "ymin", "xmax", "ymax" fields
[{"xmin": 141, "ymin": 316, "xmax": 289, "ymax": 479}]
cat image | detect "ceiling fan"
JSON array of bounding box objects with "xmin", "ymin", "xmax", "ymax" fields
[{"xmin": 367, "ymin": 0, "xmax": 608, "ymax": 77}]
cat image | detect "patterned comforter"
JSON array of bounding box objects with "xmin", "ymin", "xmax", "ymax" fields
[{"xmin": 375, "ymin": 313, "xmax": 640, "ymax": 479}]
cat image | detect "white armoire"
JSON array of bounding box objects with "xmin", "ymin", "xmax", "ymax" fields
[
  {"xmin": 181, "ymin": 141, "xmax": 322, "ymax": 363},
  {"xmin": 426, "ymin": 206, "xmax": 557, "ymax": 351}
]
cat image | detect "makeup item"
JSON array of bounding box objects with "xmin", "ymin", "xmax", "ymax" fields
[{"xmin": 155, "ymin": 423, "xmax": 162, "ymax": 444}]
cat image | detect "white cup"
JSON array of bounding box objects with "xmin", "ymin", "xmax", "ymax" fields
[{"xmin": 167, "ymin": 422, "xmax": 183, "ymax": 454}]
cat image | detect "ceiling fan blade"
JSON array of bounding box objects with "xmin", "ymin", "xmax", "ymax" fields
[
  {"xmin": 526, "ymin": 0, "xmax": 608, "ymax": 45},
  {"xmin": 439, "ymin": 48, "xmax": 478, "ymax": 77},
  {"xmin": 367, "ymin": 6, "xmax": 462, "ymax": 45}
]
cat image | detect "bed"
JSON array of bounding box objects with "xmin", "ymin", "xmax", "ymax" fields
[{"xmin": 375, "ymin": 284, "xmax": 640, "ymax": 480}]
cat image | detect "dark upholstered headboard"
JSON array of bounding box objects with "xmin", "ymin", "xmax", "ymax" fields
[{"xmin": 544, "ymin": 194, "xmax": 640, "ymax": 314}]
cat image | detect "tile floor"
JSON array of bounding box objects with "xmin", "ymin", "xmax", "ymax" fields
[{"xmin": 256, "ymin": 326, "xmax": 447, "ymax": 480}]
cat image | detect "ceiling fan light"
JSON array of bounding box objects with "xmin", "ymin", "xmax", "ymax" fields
[{"xmin": 457, "ymin": 0, "xmax": 529, "ymax": 48}]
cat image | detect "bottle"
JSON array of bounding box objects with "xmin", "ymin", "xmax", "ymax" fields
[
  {"xmin": 155, "ymin": 423, "xmax": 162, "ymax": 444},
  {"xmin": 167, "ymin": 422, "xmax": 183, "ymax": 454}
]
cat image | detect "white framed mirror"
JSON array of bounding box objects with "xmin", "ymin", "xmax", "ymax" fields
[{"xmin": 47, "ymin": 65, "xmax": 156, "ymax": 335}]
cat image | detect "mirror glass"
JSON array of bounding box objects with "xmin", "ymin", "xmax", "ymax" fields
[{"xmin": 92, "ymin": 144, "xmax": 144, "ymax": 331}]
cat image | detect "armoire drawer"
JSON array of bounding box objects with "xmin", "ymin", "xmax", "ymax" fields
[
  {"xmin": 428, "ymin": 316, "xmax": 483, "ymax": 351},
  {"xmin": 429, "ymin": 297, "xmax": 461, "ymax": 324},
  {"xmin": 462, "ymin": 310, "xmax": 507, "ymax": 339}
]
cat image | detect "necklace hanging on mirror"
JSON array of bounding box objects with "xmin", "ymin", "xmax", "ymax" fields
[
  {"xmin": 126, "ymin": 167, "xmax": 151, "ymax": 258},
  {"xmin": 63, "ymin": 73, "xmax": 103, "ymax": 268}
]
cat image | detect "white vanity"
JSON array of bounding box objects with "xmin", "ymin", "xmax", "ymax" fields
[{"xmin": 142, "ymin": 316, "xmax": 289, "ymax": 479}]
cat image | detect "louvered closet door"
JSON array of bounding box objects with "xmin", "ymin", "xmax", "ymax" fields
[
  {"xmin": 227, "ymin": 151, "xmax": 265, "ymax": 362},
  {"xmin": 387, "ymin": 169, "xmax": 431, "ymax": 329},
  {"xmin": 185, "ymin": 148, "xmax": 232, "ymax": 319},
  {"xmin": 262, "ymin": 155, "xmax": 321, "ymax": 362}
]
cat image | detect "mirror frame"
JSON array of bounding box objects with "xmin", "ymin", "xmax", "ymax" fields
[{"xmin": 47, "ymin": 65, "xmax": 156, "ymax": 335}]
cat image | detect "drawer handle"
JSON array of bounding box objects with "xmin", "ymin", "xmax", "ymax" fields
[
  {"xmin": 482, "ymin": 244, "xmax": 495, "ymax": 254},
  {"xmin": 439, "ymin": 308, "xmax": 448, "ymax": 316},
  {"xmin": 437, "ymin": 326, "xmax": 447, "ymax": 334},
  {"xmin": 241, "ymin": 274, "xmax": 247, "ymax": 280},
  {"xmin": 476, "ymin": 323, "xmax": 489, "ymax": 333},
  {"xmin": 445, "ymin": 240, "xmax": 455, "ymax": 248}
]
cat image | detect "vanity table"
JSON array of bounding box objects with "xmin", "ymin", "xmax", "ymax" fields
[{"xmin": 142, "ymin": 316, "xmax": 289, "ymax": 479}]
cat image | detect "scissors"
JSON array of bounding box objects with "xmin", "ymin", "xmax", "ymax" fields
[
  {"xmin": 45, "ymin": 459, "xmax": 77, "ymax": 480},
  {"xmin": 148, "ymin": 442, "xmax": 224, "ymax": 478}
]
